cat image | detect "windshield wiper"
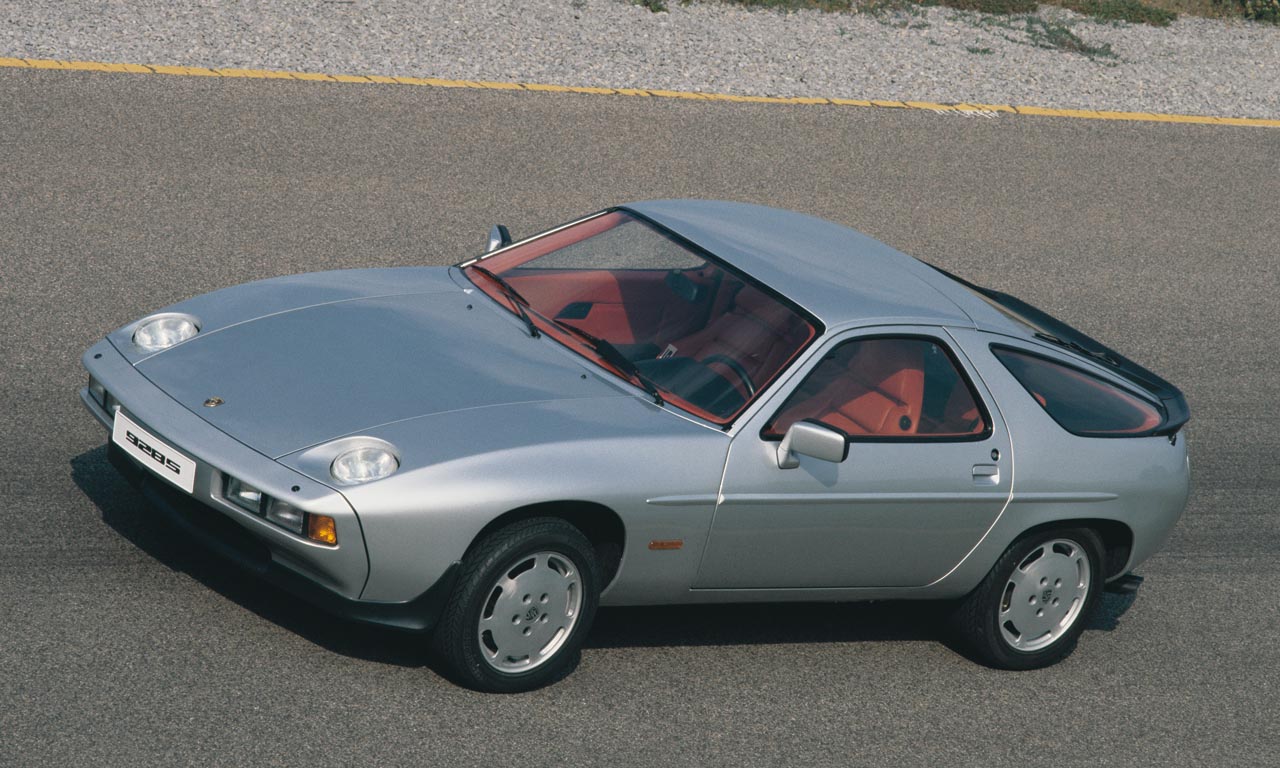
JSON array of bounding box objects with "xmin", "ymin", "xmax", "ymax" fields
[
  {"xmin": 470, "ymin": 266, "xmax": 540, "ymax": 338},
  {"xmin": 554, "ymin": 322, "xmax": 665, "ymax": 406}
]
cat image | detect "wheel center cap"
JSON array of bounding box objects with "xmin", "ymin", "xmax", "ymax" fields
[
  {"xmin": 524, "ymin": 606, "xmax": 540, "ymax": 622},
  {"xmin": 1041, "ymin": 588, "xmax": 1053, "ymax": 603}
]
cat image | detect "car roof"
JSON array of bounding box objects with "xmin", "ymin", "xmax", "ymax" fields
[{"xmin": 621, "ymin": 199, "xmax": 980, "ymax": 330}]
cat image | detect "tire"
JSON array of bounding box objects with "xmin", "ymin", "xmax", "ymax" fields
[
  {"xmin": 432, "ymin": 517, "xmax": 600, "ymax": 693},
  {"xmin": 950, "ymin": 527, "xmax": 1104, "ymax": 670}
]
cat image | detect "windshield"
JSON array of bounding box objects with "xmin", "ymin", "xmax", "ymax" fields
[{"xmin": 463, "ymin": 210, "xmax": 819, "ymax": 425}]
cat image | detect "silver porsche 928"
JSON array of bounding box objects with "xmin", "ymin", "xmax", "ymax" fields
[{"xmin": 81, "ymin": 200, "xmax": 1190, "ymax": 692}]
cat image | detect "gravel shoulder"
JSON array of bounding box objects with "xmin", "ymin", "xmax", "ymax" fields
[{"xmin": 1, "ymin": 0, "xmax": 1278, "ymax": 119}]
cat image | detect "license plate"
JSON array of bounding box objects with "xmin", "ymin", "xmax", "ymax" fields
[{"xmin": 112, "ymin": 411, "xmax": 197, "ymax": 493}]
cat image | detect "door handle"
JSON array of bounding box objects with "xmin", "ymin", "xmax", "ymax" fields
[{"xmin": 972, "ymin": 464, "xmax": 1000, "ymax": 486}]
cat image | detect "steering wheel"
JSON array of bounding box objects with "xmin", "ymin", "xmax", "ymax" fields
[{"xmin": 700, "ymin": 354, "xmax": 756, "ymax": 398}]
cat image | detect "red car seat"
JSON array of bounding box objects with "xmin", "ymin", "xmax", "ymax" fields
[
  {"xmin": 772, "ymin": 340, "xmax": 926, "ymax": 436},
  {"xmin": 670, "ymin": 283, "xmax": 810, "ymax": 393}
]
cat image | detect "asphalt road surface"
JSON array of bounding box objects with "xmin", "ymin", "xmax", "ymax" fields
[{"xmin": 1, "ymin": 68, "xmax": 1277, "ymax": 768}]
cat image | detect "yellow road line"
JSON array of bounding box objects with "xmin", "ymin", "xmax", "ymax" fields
[{"xmin": 2, "ymin": 55, "xmax": 1277, "ymax": 129}]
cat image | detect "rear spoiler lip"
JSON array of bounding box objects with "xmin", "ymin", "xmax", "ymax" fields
[
  {"xmin": 1154, "ymin": 393, "xmax": 1191, "ymax": 438},
  {"xmin": 931, "ymin": 267, "xmax": 1190, "ymax": 437}
]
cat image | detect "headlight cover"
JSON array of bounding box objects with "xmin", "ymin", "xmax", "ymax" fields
[
  {"xmin": 133, "ymin": 313, "xmax": 200, "ymax": 351},
  {"xmin": 330, "ymin": 446, "xmax": 399, "ymax": 486}
]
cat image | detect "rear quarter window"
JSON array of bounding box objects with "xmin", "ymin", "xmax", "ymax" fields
[{"xmin": 991, "ymin": 346, "xmax": 1164, "ymax": 437}]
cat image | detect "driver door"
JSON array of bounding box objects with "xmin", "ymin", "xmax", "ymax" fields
[{"xmin": 693, "ymin": 328, "xmax": 1012, "ymax": 589}]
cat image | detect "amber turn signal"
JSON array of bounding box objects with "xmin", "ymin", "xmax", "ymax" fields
[{"xmin": 306, "ymin": 514, "xmax": 338, "ymax": 546}]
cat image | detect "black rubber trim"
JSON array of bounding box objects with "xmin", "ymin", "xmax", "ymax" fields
[{"xmin": 108, "ymin": 444, "xmax": 459, "ymax": 633}]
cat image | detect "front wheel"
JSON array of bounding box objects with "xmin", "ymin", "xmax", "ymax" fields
[
  {"xmin": 433, "ymin": 518, "xmax": 600, "ymax": 692},
  {"xmin": 950, "ymin": 527, "xmax": 1104, "ymax": 670}
]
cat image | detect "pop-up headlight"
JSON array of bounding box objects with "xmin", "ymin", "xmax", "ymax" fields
[
  {"xmin": 132, "ymin": 313, "xmax": 200, "ymax": 352},
  {"xmin": 330, "ymin": 446, "xmax": 399, "ymax": 486}
]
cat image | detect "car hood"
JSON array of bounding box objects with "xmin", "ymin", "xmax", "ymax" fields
[{"xmin": 123, "ymin": 267, "xmax": 626, "ymax": 457}]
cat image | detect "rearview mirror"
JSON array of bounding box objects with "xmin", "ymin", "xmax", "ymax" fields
[
  {"xmin": 486, "ymin": 224, "xmax": 513, "ymax": 253},
  {"xmin": 777, "ymin": 420, "xmax": 848, "ymax": 469}
]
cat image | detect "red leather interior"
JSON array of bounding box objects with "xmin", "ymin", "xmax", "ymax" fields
[
  {"xmin": 772, "ymin": 340, "xmax": 926, "ymax": 436},
  {"xmin": 767, "ymin": 338, "xmax": 994, "ymax": 438},
  {"xmin": 506, "ymin": 270, "xmax": 636, "ymax": 341},
  {"xmin": 929, "ymin": 379, "xmax": 985, "ymax": 434},
  {"xmin": 464, "ymin": 209, "xmax": 819, "ymax": 425},
  {"xmin": 506, "ymin": 269, "xmax": 713, "ymax": 344},
  {"xmin": 669, "ymin": 282, "xmax": 812, "ymax": 392}
]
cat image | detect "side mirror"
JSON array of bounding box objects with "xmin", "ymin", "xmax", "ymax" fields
[
  {"xmin": 777, "ymin": 420, "xmax": 848, "ymax": 469},
  {"xmin": 486, "ymin": 224, "xmax": 513, "ymax": 253}
]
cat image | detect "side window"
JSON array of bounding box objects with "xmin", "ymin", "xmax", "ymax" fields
[
  {"xmin": 763, "ymin": 337, "xmax": 990, "ymax": 440},
  {"xmin": 991, "ymin": 346, "xmax": 1164, "ymax": 436}
]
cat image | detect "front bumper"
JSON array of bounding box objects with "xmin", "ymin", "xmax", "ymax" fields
[
  {"xmin": 81, "ymin": 339, "xmax": 456, "ymax": 632},
  {"xmin": 107, "ymin": 444, "xmax": 456, "ymax": 631}
]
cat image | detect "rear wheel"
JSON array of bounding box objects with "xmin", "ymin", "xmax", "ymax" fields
[
  {"xmin": 433, "ymin": 518, "xmax": 600, "ymax": 692},
  {"xmin": 951, "ymin": 527, "xmax": 1103, "ymax": 669}
]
